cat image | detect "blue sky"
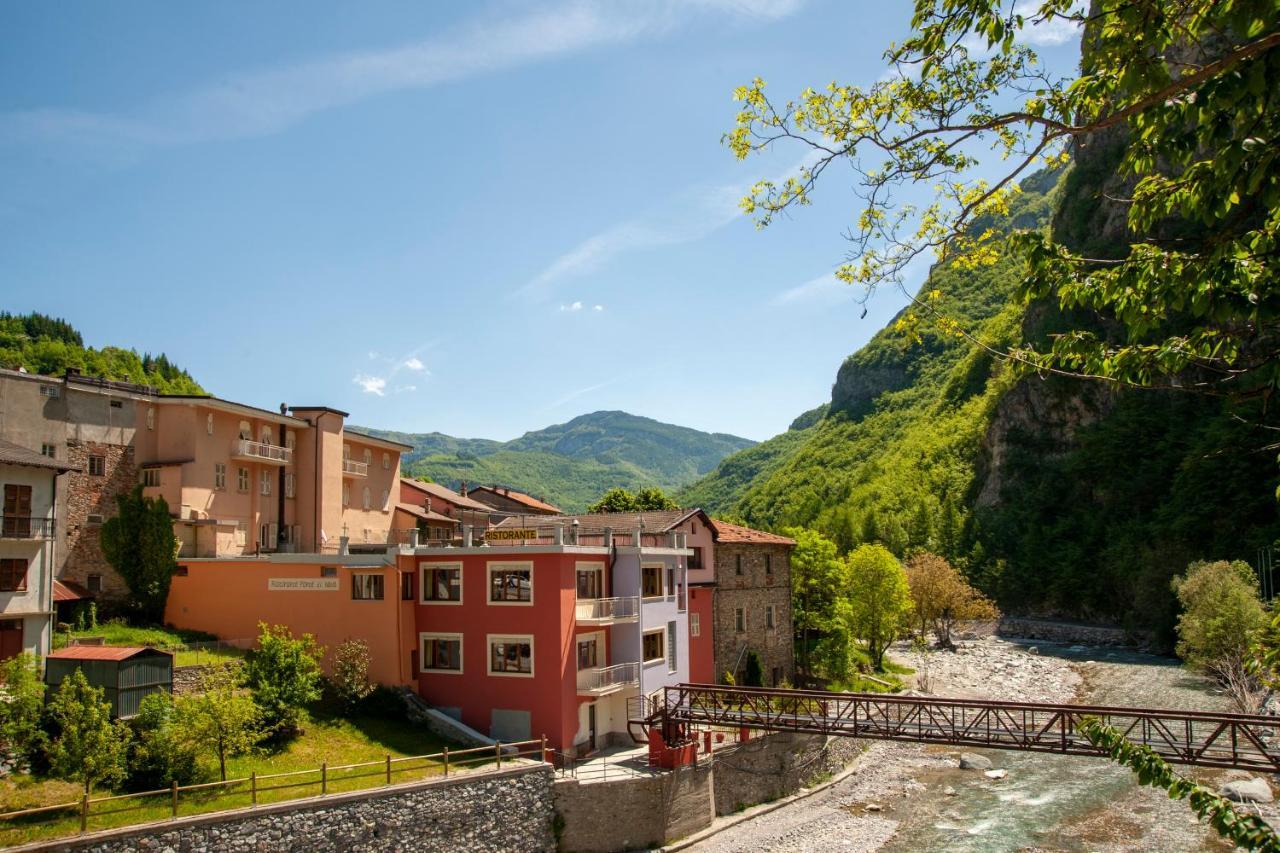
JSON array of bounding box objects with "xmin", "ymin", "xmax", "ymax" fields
[{"xmin": 0, "ymin": 1, "xmax": 1082, "ymax": 442}]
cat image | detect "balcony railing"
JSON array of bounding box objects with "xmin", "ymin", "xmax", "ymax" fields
[
  {"xmin": 574, "ymin": 596, "xmax": 641, "ymax": 624},
  {"xmin": 0, "ymin": 516, "xmax": 52, "ymax": 540},
  {"xmin": 342, "ymin": 459, "xmax": 368, "ymax": 478},
  {"xmin": 231, "ymin": 439, "xmax": 292, "ymax": 466},
  {"xmin": 577, "ymin": 662, "xmax": 640, "ymax": 695}
]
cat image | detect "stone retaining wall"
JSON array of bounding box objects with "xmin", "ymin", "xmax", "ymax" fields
[
  {"xmin": 711, "ymin": 732, "xmax": 861, "ymax": 815},
  {"xmin": 21, "ymin": 765, "xmax": 555, "ymax": 853},
  {"xmin": 552, "ymin": 763, "xmax": 714, "ymax": 852},
  {"xmin": 998, "ymin": 617, "xmax": 1149, "ymax": 648},
  {"xmin": 171, "ymin": 665, "xmax": 205, "ymax": 695}
]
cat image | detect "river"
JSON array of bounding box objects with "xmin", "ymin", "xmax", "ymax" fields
[{"xmin": 686, "ymin": 639, "xmax": 1275, "ymax": 852}]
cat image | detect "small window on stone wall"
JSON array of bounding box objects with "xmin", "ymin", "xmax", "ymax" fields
[
  {"xmin": 86, "ymin": 514, "xmax": 104, "ymax": 525},
  {"xmin": 88, "ymin": 455, "xmax": 105, "ymax": 476},
  {"xmin": 87, "ymin": 574, "xmax": 102, "ymax": 593}
]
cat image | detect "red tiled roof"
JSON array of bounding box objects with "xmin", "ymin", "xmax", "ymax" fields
[
  {"xmin": 47, "ymin": 645, "xmax": 173, "ymax": 661},
  {"xmin": 52, "ymin": 579, "xmax": 92, "ymax": 602},
  {"xmin": 0, "ymin": 438, "xmax": 78, "ymax": 472},
  {"xmin": 400, "ymin": 478, "xmax": 492, "ymax": 512},
  {"xmin": 709, "ymin": 519, "xmax": 795, "ymax": 546},
  {"xmin": 396, "ymin": 503, "xmax": 457, "ymax": 525},
  {"xmin": 493, "ymin": 508, "xmax": 703, "ymax": 533},
  {"xmin": 468, "ymin": 485, "xmax": 562, "ymax": 514}
]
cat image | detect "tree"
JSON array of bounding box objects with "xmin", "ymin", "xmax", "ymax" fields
[
  {"xmin": 904, "ymin": 552, "xmax": 999, "ymax": 649},
  {"xmin": 783, "ymin": 527, "xmax": 845, "ymax": 679},
  {"xmin": 0, "ymin": 653, "xmax": 45, "ymax": 763},
  {"xmin": 727, "ymin": 1, "xmax": 1280, "ymax": 408},
  {"xmin": 743, "ymin": 650, "xmax": 764, "ymax": 687},
  {"xmin": 127, "ymin": 692, "xmax": 200, "ymax": 790},
  {"xmin": 243, "ymin": 623, "xmax": 325, "ymax": 736},
  {"xmin": 1172, "ymin": 560, "xmax": 1267, "ymax": 681},
  {"xmin": 100, "ymin": 485, "xmax": 177, "ymax": 621},
  {"xmin": 330, "ymin": 639, "xmax": 374, "ymax": 711},
  {"xmin": 180, "ymin": 663, "xmax": 262, "ymax": 782},
  {"xmin": 586, "ymin": 487, "xmax": 679, "ymax": 514},
  {"xmin": 44, "ymin": 670, "xmax": 130, "ymax": 795},
  {"xmin": 845, "ymin": 544, "xmax": 913, "ymax": 671}
]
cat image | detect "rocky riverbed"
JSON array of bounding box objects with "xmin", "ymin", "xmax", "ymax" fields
[{"xmin": 685, "ymin": 636, "xmax": 1278, "ymax": 853}]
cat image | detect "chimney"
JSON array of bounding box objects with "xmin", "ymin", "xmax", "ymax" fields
[
  {"xmin": 460, "ymin": 480, "xmax": 468, "ymax": 496},
  {"xmin": 279, "ymin": 403, "xmax": 288, "ymax": 415}
]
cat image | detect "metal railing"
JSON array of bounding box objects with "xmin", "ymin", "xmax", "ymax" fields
[
  {"xmin": 659, "ymin": 683, "xmax": 1280, "ymax": 772},
  {"xmin": 575, "ymin": 596, "xmax": 641, "ymax": 623},
  {"xmin": 230, "ymin": 439, "xmax": 292, "ymax": 465},
  {"xmin": 342, "ymin": 458, "xmax": 368, "ymax": 477},
  {"xmin": 0, "ymin": 515, "xmax": 52, "ymax": 540},
  {"xmin": 577, "ymin": 662, "xmax": 640, "ymax": 694},
  {"xmin": 480, "ymin": 525, "xmax": 689, "ymax": 548},
  {"xmin": 0, "ymin": 738, "xmax": 548, "ymax": 845}
]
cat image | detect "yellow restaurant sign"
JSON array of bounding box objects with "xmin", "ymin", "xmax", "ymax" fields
[{"xmin": 486, "ymin": 528, "xmax": 539, "ymax": 541}]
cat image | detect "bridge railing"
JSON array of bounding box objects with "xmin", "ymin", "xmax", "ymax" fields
[{"xmin": 660, "ymin": 683, "xmax": 1280, "ymax": 772}]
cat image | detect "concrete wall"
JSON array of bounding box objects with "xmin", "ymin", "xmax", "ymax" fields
[
  {"xmin": 552, "ymin": 762, "xmax": 714, "ymax": 852},
  {"xmin": 711, "ymin": 732, "xmax": 860, "ymax": 815},
  {"xmin": 22, "ymin": 765, "xmax": 556, "ymax": 853}
]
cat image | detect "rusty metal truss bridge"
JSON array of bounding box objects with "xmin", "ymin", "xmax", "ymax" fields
[{"xmin": 652, "ymin": 683, "xmax": 1280, "ymax": 772}]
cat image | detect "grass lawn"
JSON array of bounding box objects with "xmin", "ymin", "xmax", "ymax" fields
[
  {"xmin": 0, "ymin": 705, "xmax": 483, "ymax": 847},
  {"xmin": 52, "ymin": 621, "xmax": 246, "ymax": 667}
]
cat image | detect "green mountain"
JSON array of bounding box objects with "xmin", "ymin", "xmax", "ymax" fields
[
  {"xmin": 0, "ymin": 311, "xmax": 203, "ymax": 394},
  {"xmin": 357, "ymin": 411, "xmax": 755, "ymax": 512},
  {"xmin": 679, "ymin": 163, "xmax": 1280, "ymax": 643}
]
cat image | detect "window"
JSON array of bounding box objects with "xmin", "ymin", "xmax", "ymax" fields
[
  {"xmin": 421, "ymin": 634, "xmax": 463, "ymax": 673},
  {"xmin": 0, "ymin": 559, "xmax": 27, "ymax": 592},
  {"xmin": 40, "ymin": 443, "xmax": 55, "ymax": 459},
  {"xmin": 86, "ymin": 513, "xmax": 104, "ymax": 525},
  {"xmin": 321, "ymin": 566, "xmax": 338, "ymax": 578},
  {"xmin": 260, "ymin": 470, "xmax": 272, "ymax": 496},
  {"xmin": 351, "ymin": 573, "xmax": 384, "ymax": 600},
  {"xmin": 641, "ymin": 564, "xmax": 663, "ymax": 598},
  {"xmin": 577, "ymin": 637, "xmax": 598, "ymax": 670},
  {"xmin": 88, "ymin": 455, "xmax": 105, "ymax": 477},
  {"xmin": 343, "ymin": 444, "xmax": 351, "ymax": 460},
  {"xmin": 363, "ymin": 449, "xmax": 372, "ymax": 467},
  {"xmin": 766, "ymin": 604, "xmax": 776, "ymax": 630},
  {"xmin": 401, "ymin": 572, "xmax": 414, "ymax": 601},
  {"xmin": 382, "ymin": 452, "xmax": 390, "ymax": 470},
  {"xmin": 285, "ymin": 473, "xmax": 295, "ymax": 498},
  {"xmin": 206, "ymin": 414, "xmax": 214, "ymax": 435},
  {"xmin": 691, "ymin": 612, "xmax": 701, "ymax": 638},
  {"xmin": 489, "ymin": 563, "xmax": 532, "ymax": 604},
  {"xmin": 380, "ymin": 489, "xmax": 389, "ymax": 509},
  {"xmin": 86, "ymin": 574, "xmax": 102, "ymax": 593},
  {"xmin": 688, "ymin": 547, "xmax": 704, "ymax": 571},
  {"xmin": 576, "ymin": 564, "xmax": 603, "ymax": 599},
  {"xmin": 735, "ymin": 554, "xmax": 743, "ymax": 576},
  {"xmin": 362, "ymin": 487, "xmax": 370, "ymax": 510},
  {"xmin": 488, "ymin": 636, "xmax": 534, "ymax": 677},
  {"xmin": 642, "ymin": 629, "xmax": 665, "ymax": 663},
  {"xmin": 39, "ymin": 384, "xmax": 58, "ymax": 398},
  {"xmin": 237, "ymin": 467, "xmax": 250, "ymax": 492},
  {"xmin": 765, "ymin": 553, "xmax": 773, "ymax": 576},
  {"xmin": 260, "ymin": 426, "xmax": 272, "ymax": 444},
  {"xmin": 109, "ymin": 400, "xmax": 123, "ymax": 409},
  {"xmin": 285, "ymin": 431, "xmax": 296, "ymax": 450},
  {"xmin": 667, "ymin": 621, "xmax": 677, "ymax": 672},
  {"xmin": 735, "ymin": 607, "xmax": 746, "ymax": 633},
  {"xmin": 2, "ymin": 485, "xmax": 32, "ymax": 537},
  {"xmin": 174, "ymin": 565, "xmax": 189, "ymax": 577},
  {"xmin": 342, "ymin": 483, "xmax": 350, "ymax": 506},
  {"xmin": 146, "ymin": 408, "xmax": 154, "ymax": 430},
  {"xmin": 421, "ymin": 563, "xmax": 462, "ymax": 603},
  {"xmin": 666, "ymin": 566, "xmax": 675, "ymax": 599},
  {"xmin": 239, "ymin": 421, "xmax": 251, "ymax": 440},
  {"xmin": 213, "ymin": 463, "xmax": 226, "ymax": 490},
  {"xmin": 142, "ymin": 469, "xmax": 161, "ymax": 487}
]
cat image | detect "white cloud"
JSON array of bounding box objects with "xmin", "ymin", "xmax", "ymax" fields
[
  {"xmin": 1, "ymin": 1, "xmax": 803, "ymax": 149},
  {"xmin": 593, "ymin": 304, "xmax": 604, "ymax": 312},
  {"xmin": 403, "ymin": 357, "xmax": 425, "ymax": 371},
  {"xmin": 1014, "ymin": 0, "xmax": 1084, "ymax": 46},
  {"xmin": 772, "ymin": 273, "xmax": 849, "ymax": 307},
  {"xmin": 560, "ymin": 301, "xmax": 585, "ymax": 312},
  {"xmin": 521, "ymin": 151, "xmax": 819, "ymax": 300},
  {"xmin": 353, "ymin": 374, "xmax": 388, "ymax": 396}
]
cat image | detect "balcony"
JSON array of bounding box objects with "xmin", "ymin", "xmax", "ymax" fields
[
  {"xmin": 230, "ymin": 439, "xmax": 292, "ymax": 466},
  {"xmin": 575, "ymin": 596, "xmax": 640, "ymax": 625},
  {"xmin": 577, "ymin": 662, "xmax": 640, "ymax": 696},
  {"xmin": 0, "ymin": 516, "xmax": 52, "ymax": 540},
  {"xmin": 342, "ymin": 459, "xmax": 368, "ymax": 478}
]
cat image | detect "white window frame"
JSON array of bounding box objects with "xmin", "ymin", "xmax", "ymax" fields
[
  {"xmin": 691, "ymin": 612, "xmax": 701, "ymax": 638},
  {"xmin": 206, "ymin": 414, "xmax": 214, "ymax": 435},
  {"xmin": 284, "ymin": 472, "xmax": 295, "ymax": 498},
  {"xmin": 382, "ymin": 452, "xmax": 390, "ymax": 470},
  {"xmin": 380, "ymin": 489, "xmax": 389, "ymax": 510},
  {"xmin": 487, "ymin": 634, "xmax": 535, "ymax": 678},
  {"xmin": 362, "ymin": 486, "xmax": 370, "ymax": 511},
  {"xmin": 40, "ymin": 443, "xmax": 55, "ymax": 459},
  {"xmin": 214, "ymin": 462, "xmax": 226, "ymax": 491},
  {"xmin": 260, "ymin": 469, "xmax": 272, "ymax": 496},
  {"xmin": 141, "ymin": 469, "xmax": 161, "ymax": 488},
  {"xmin": 342, "ymin": 483, "xmax": 350, "ymax": 507},
  {"xmin": 363, "ymin": 448, "xmax": 372, "ymax": 466},
  {"xmin": 351, "ymin": 572, "xmax": 385, "ymax": 601},
  {"xmin": 237, "ymin": 467, "xmax": 250, "ymax": 493},
  {"xmin": 39, "ymin": 384, "xmax": 58, "ymax": 398},
  {"xmin": 641, "ymin": 563, "xmax": 665, "ymax": 599},
  {"xmin": 285, "ymin": 431, "xmax": 296, "ymax": 450},
  {"xmin": 642, "ymin": 628, "xmax": 665, "ymax": 664},
  {"xmin": 487, "ymin": 561, "xmax": 534, "ymax": 606},
  {"xmin": 238, "ymin": 420, "xmax": 251, "ymax": 440},
  {"xmin": 146, "ymin": 408, "xmax": 155, "ymax": 430},
  {"xmin": 667, "ymin": 621, "xmax": 677, "ymax": 672},
  {"xmin": 260, "ymin": 425, "xmax": 272, "ymax": 445},
  {"xmin": 88, "ymin": 455, "xmax": 105, "ymax": 477},
  {"xmin": 420, "ymin": 561, "xmax": 464, "ymax": 605},
  {"xmin": 575, "ymin": 561, "xmax": 605, "ymax": 600},
  {"xmin": 419, "ymin": 632, "xmax": 464, "ymax": 675}
]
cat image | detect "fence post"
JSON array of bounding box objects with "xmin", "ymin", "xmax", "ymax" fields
[
  {"xmin": 171, "ymin": 780, "xmax": 178, "ymax": 817},
  {"xmin": 80, "ymin": 793, "xmax": 88, "ymax": 832},
  {"xmin": 321, "ymin": 762, "xmax": 327, "ymax": 795},
  {"xmin": 495, "ymin": 741, "xmax": 502, "ymax": 768},
  {"xmin": 541, "ymin": 735, "xmax": 548, "ymax": 764},
  {"xmin": 251, "ymin": 772, "xmax": 257, "ymax": 806},
  {"xmin": 443, "ymin": 746, "xmax": 449, "ymax": 777},
  {"xmin": 386, "ymin": 754, "xmax": 392, "ymax": 785}
]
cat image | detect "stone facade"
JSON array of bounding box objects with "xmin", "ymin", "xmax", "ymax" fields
[
  {"xmin": 60, "ymin": 440, "xmax": 135, "ymax": 605},
  {"xmin": 711, "ymin": 732, "xmax": 860, "ymax": 815},
  {"xmin": 712, "ymin": 542, "xmax": 794, "ymax": 686},
  {"xmin": 25, "ymin": 765, "xmax": 555, "ymax": 853},
  {"xmin": 553, "ymin": 763, "xmax": 714, "ymax": 851}
]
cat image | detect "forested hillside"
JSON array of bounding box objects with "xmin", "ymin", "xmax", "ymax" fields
[
  {"xmin": 359, "ymin": 410, "xmax": 754, "ymax": 512},
  {"xmin": 0, "ymin": 312, "xmax": 203, "ymax": 394}
]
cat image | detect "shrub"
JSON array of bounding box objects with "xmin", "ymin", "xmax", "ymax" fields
[
  {"xmin": 0, "ymin": 653, "xmax": 44, "ymax": 764},
  {"xmin": 127, "ymin": 692, "xmax": 200, "ymax": 790},
  {"xmin": 244, "ymin": 623, "xmax": 324, "ymax": 737},
  {"xmin": 330, "ymin": 639, "xmax": 374, "ymax": 711},
  {"xmin": 1172, "ymin": 560, "xmax": 1266, "ymax": 673},
  {"xmin": 744, "ymin": 650, "xmax": 763, "ymax": 687}
]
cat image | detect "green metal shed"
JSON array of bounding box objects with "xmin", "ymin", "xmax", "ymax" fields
[{"xmin": 44, "ymin": 645, "xmax": 174, "ymax": 718}]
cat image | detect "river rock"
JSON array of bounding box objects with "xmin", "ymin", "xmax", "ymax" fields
[
  {"xmin": 985, "ymin": 769, "xmax": 1008, "ymax": 780},
  {"xmin": 959, "ymin": 752, "xmax": 992, "ymax": 770},
  {"xmin": 944, "ymin": 786, "xmax": 957, "ymax": 796},
  {"xmin": 1222, "ymin": 778, "xmax": 1274, "ymax": 803}
]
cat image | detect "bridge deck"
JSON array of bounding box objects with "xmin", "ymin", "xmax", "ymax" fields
[{"xmin": 656, "ymin": 683, "xmax": 1280, "ymax": 772}]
